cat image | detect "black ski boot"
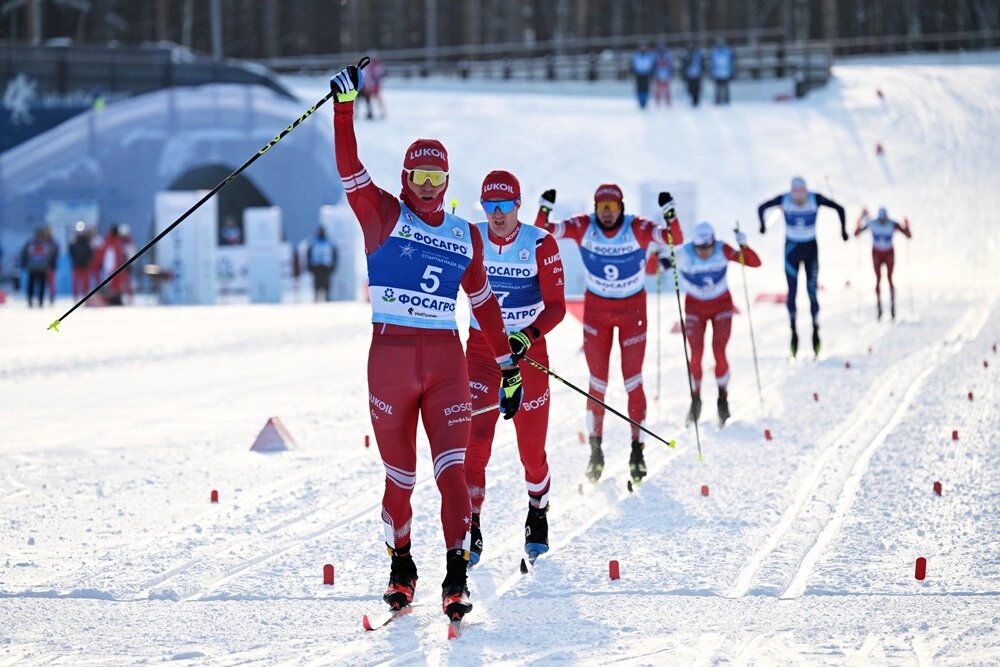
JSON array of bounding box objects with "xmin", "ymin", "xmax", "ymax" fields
[
  {"xmin": 524, "ymin": 503, "xmax": 550, "ymax": 559},
  {"xmin": 877, "ymin": 299, "xmax": 883, "ymax": 321},
  {"xmin": 812, "ymin": 325, "xmax": 821, "ymax": 357},
  {"xmin": 468, "ymin": 513, "xmax": 483, "ymax": 567},
  {"xmin": 790, "ymin": 326, "xmax": 799, "ymax": 358},
  {"xmin": 717, "ymin": 388, "xmax": 731, "ymax": 427},
  {"xmin": 383, "ymin": 542, "xmax": 418, "ymax": 610},
  {"xmin": 629, "ymin": 440, "xmax": 647, "ymax": 484},
  {"xmin": 890, "ymin": 289, "xmax": 897, "ymax": 320},
  {"xmin": 441, "ymin": 548, "xmax": 472, "ymax": 619},
  {"xmin": 586, "ymin": 436, "xmax": 604, "ymax": 483},
  {"xmin": 686, "ymin": 393, "xmax": 702, "ymax": 426}
]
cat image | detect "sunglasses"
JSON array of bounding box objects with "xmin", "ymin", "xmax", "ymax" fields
[
  {"xmin": 596, "ymin": 200, "xmax": 621, "ymax": 214},
  {"xmin": 405, "ymin": 168, "xmax": 448, "ymax": 187},
  {"xmin": 481, "ymin": 199, "xmax": 518, "ymax": 214}
]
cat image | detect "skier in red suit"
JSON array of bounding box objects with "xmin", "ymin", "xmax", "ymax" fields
[
  {"xmin": 535, "ymin": 185, "xmax": 683, "ymax": 486},
  {"xmin": 330, "ymin": 64, "xmax": 522, "ymax": 621},
  {"xmin": 464, "ymin": 170, "xmax": 566, "ymax": 567}
]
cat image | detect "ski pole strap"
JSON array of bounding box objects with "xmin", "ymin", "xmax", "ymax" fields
[{"xmin": 522, "ymin": 355, "xmax": 676, "ymax": 449}]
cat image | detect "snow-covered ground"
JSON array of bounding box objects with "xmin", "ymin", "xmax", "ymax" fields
[{"xmin": 1, "ymin": 54, "xmax": 998, "ymax": 665}]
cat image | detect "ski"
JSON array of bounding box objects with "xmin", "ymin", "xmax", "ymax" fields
[
  {"xmin": 361, "ymin": 602, "xmax": 419, "ymax": 631},
  {"xmin": 520, "ymin": 549, "xmax": 542, "ymax": 573},
  {"xmin": 447, "ymin": 616, "xmax": 465, "ymax": 639}
]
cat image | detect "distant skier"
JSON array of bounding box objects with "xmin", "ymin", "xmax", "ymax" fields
[
  {"xmin": 631, "ymin": 44, "xmax": 656, "ymax": 109},
  {"xmin": 660, "ymin": 222, "xmax": 761, "ymax": 426},
  {"xmin": 535, "ymin": 185, "xmax": 683, "ymax": 486},
  {"xmin": 329, "ymin": 64, "xmax": 522, "ymax": 621},
  {"xmin": 854, "ymin": 207, "xmax": 911, "ymax": 320},
  {"xmin": 757, "ymin": 176, "xmax": 847, "ymax": 357},
  {"xmin": 465, "ymin": 170, "xmax": 566, "ymax": 569}
]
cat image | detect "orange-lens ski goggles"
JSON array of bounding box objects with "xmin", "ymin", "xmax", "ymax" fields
[
  {"xmin": 596, "ymin": 200, "xmax": 621, "ymax": 214},
  {"xmin": 405, "ymin": 168, "xmax": 448, "ymax": 187}
]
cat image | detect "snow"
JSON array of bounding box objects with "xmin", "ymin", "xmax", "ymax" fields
[{"xmin": 2, "ymin": 53, "xmax": 999, "ymax": 665}]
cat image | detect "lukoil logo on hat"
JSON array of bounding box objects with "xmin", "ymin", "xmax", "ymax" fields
[
  {"xmin": 481, "ymin": 170, "xmax": 521, "ymax": 201},
  {"xmin": 594, "ymin": 183, "xmax": 624, "ymax": 202}
]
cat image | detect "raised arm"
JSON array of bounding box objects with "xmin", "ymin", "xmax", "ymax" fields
[
  {"xmin": 815, "ymin": 192, "xmax": 847, "ymax": 236},
  {"xmin": 896, "ymin": 219, "xmax": 913, "ymax": 238},
  {"xmin": 854, "ymin": 208, "xmax": 870, "ymax": 236},
  {"xmin": 526, "ymin": 233, "xmax": 566, "ymax": 339},
  {"xmin": 332, "ymin": 99, "xmax": 400, "ymax": 253},
  {"xmin": 757, "ymin": 193, "xmax": 783, "ymax": 232},
  {"xmin": 723, "ymin": 243, "xmax": 762, "ymax": 267}
]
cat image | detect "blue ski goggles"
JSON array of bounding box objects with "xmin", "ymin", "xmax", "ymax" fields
[{"xmin": 481, "ymin": 199, "xmax": 519, "ymax": 214}]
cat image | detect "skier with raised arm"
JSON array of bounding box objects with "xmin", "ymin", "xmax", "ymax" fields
[
  {"xmin": 854, "ymin": 206, "xmax": 912, "ymax": 320},
  {"xmin": 535, "ymin": 185, "xmax": 682, "ymax": 486},
  {"xmin": 660, "ymin": 222, "xmax": 761, "ymax": 426},
  {"xmin": 757, "ymin": 176, "xmax": 847, "ymax": 357},
  {"xmin": 329, "ymin": 65, "xmax": 523, "ymax": 623},
  {"xmin": 465, "ymin": 170, "xmax": 566, "ymax": 569}
]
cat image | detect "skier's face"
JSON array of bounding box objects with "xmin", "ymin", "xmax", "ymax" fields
[
  {"xmin": 406, "ymin": 164, "xmax": 448, "ymax": 202},
  {"xmin": 595, "ymin": 200, "xmax": 621, "ymax": 226},
  {"xmin": 482, "ymin": 200, "xmax": 520, "ymax": 238},
  {"xmin": 695, "ymin": 244, "xmax": 714, "ymax": 259},
  {"xmin": 791, "ymin": 188, "xmax": 807, "ymax": 206}
]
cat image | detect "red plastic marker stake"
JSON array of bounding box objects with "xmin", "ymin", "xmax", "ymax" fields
[
  {"xmin": 876, "ymin": 142, "xmax": 884, "ymax": 155},
  {"xmin": 700, "ymin": 485, "xmax": 710, "ymax": 497},
  {"xmin": 844, "ymin": 361, "xmax": 851, "ymax": 369},
  {"xmin": 210, "ymin": 489, "xmax": 219, "ymax": 503},
  {"xmin": 985, "ymin": 360, "xmax": 989, "ymax": 369},
  {"xmin": 952, "ymin": 430, "xmax": 959, "ymax": 441},
  {"xmin": 813, "ymin": 392, "xmax": 819, "ymax": 402},
  {"xmin": 608, "ymin": 560, "xmax": 620, "ymax": 580},
  {"xmin": 933, "ymin": 481, "xmax": 942, "ymax": 496},
  {"xmin": 915, "ymin": 557, "xmax": 927, "ymax": 581},
  {"xmin": 323, "ymin": 564, "xmax": 335, "ymax": 585},
  {"xmin": 868, "ymin": 346, "xmax": 873, "ymax": 354},
  {"xmin": 968, "ymin": 391, "xmax": 974, "ymax": 401},
  {"xmin": 364, "ymin": 435, "xmax": 370, "ymax": 448},
  {"xmin": 578, "ymin": 431, "xmax": 586, "ymax": 444},
  {"xmin": 764, "ymin": 429, "xmax": 773, "ymax": 441}
]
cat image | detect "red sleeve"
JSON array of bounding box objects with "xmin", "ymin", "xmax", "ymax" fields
[
  {"xmin": 534, "ymin": 210, "xmax": 589, "ymax": 244},
  {"xmin": 525, "ymin": 233, "xmax": 566, "ymax": 340},
  {"xmin": 723, "ymin": 243, "xmax": 762, "ymax": 267},
  {"xmin": 463, "ymin": 226, "xmax": 514, "ymax": 364},
  {"xmin": 642, "ymin": 216, "xmax": 685, "ymax": 246},
  {"xmin": 895, "ymin": 222, "xmax": 912, "ymax": 238},
  {"xmin": 333, "ymin": 101, "xmax": 400, "ymax": 254}
]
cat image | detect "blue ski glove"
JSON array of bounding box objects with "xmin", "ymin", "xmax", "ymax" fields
[
  {"xmin": 498, "ymin": 364, "xmax": 523, "ymax": 420},
  {"xmin": 330, "ymin": 66, "xmax": 364, "ymax": 103}
]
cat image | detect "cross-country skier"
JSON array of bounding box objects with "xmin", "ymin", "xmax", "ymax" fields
[
  {"xmin": 465, "ymin": 170, "xmax": 566, "ymax": 568},
  {"xmin": 660, "ymin": 222, "xmax": 761, "ymax": 426},
  {"xmin": 329, "ymin": 65, "xmax": 523, "ymax": 621},
  {"xmin": 854, "ymin": 207, "xmax": 911, "ymax": 320},
  {"xmin": 757, "ymin": 176, "xmax": 847, "ymax": 357},
  {"xmin": 535, "ymin": 185, "xmax": 683, "ymax": 485}
]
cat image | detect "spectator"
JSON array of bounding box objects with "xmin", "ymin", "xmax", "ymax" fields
[
  {"xmin": 220, "ymin": 215, "xmax": 243, "ymax": 245},
  {"xmin": 43, "ymin": 226, "xmax": 58, "ymax": 305},
  {"xmin": 69, "ymin": 221, "xmax": 94, "ymax": 298},
  {"xmin": 358, "ymin": 53, "xmax": 387, "ymax": 120},
  {"xmin": 118, "ymin": 224, "xmax": 136, "ymax": 303},
  {"xmin": 653, "ymin": 42, "xmax": 674, "ymax": 107},
  {"xmin": 684, "ymin": 46, "xmax": 704, "ymax": 107},
  {"xmin": 710, "ymin": 38, "xmax": 735, "ymax": 105},
  {"xmin": 92, "ymin": 225, "xmax": 128, "ymax": 306},
  {"xmin": 630, "ymin": 44, "xmax": 656, "ymax": 109},
  {"xmin": 20, "ymin": 228, "xmax": 55, "ymax": 308},
  {"xmin": 306, "ymin": 225, "xmax": 337, "ymax": 302}
]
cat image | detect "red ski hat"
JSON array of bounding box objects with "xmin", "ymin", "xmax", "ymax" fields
[
  {"xmin": 403, "ymin": 138, "xmax": 448, "ymax": 172},
  {"xmin": 480, "ymin": 170, "xmax": 521, "ymax": 202},
  {"xmin": 594, "ymin": 183, "xmax": 624, "ymax": 203}
]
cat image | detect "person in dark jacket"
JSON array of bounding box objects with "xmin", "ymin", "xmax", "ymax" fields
[
  {"xmin": 69, "ymin": 222, "xmax": 94, "ymax": 298},
  {"xmin": 684, "ymin": 46, "xmax": 704, "ymax": 107},
  {"xmin": 306, "ymin": 226, "xmax": 337, "ymax": 302},
  {"xmin": 710, "ymin": 38, "xmax": 735, "ymax": 105},
  {"xmin": 20, "ymin": 228, "xmax": 56, "ymax": 307}
]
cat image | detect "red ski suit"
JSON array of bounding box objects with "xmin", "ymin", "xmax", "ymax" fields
[
  {"xmin": 536, "ymin": 210, "xmax": 682, "ymax": 440},
  {"xmin": 679, "ymin": 244, "xmax": 761, "ymax": 392},
  {"xmin": 333, "ymin": 100, "xmax": 512, "ymax": 552},
  {"xmin": 465, "ymin": 226, "xmax": 565, "ymax": 514}
]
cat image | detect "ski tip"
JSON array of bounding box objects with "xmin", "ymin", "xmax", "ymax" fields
[
  {"xmin": 626, "ymin": 480, "xmax": 634, "ymax": 493},
  {"xmin": 362, "ymin": 614, "xmax": 373, "ymax": 631},
  {"xmin": 577, "ymin": 483, "xmax": 584, "ymax": 495},
  {"xmin": 447, "ymin": 619, "xmax": 463, "ymax": 640},
  {"xmin": 520, "ymin": 558, "xmax": 529, "ymax": 574}
]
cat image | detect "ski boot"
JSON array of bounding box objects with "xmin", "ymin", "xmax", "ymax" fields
[
  {"xmin": 468, "ymin": 513, "xmax": 483, "ymax": 567},
  {"xmin": 441, "ymin": 548, "xmax": 473, "ymax": 619},
  {"xmin": 890, "ymin": 290, "xmax": 897, "ymax": 321},
  {"xmin": 586, "ymin": 435, "xmax": 605, "ymax": 483},
  {"xmin": 812, "ymin": 326, "xmax": 821, "ymax": 358},
  {"xmin": 717, "ymin": 388, "xmax": 731, "ymax": 427},
  {"xmin": 686, "ymin": 393, "xmax": 702, "ymax": 427},
  {"xmin": 524, "ymin": 503, "xmax": 550, "ymax": 561},
  {"xmin": 790, "ymin": 327, "xmax": 799, "ymax": 358},
  {"xmin": 877, "ymin": 299, "xmax": 883, "ymax": 321},
  {"xmin": 383, "ymin": 542, "xmax": 418, "ymax": 610},
  {"xmin": 629, "ymin": 440, "xmax": 647, "ymax": 485}
]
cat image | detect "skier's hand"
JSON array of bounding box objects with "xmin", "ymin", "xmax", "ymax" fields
[
  {"xmin": 759, "ymin": 221, "xmax": 766, "ymax": 235},
  {"xmin": 735, "ymin": 230, "xmax": 748, "ymax": 247},
  {"xmin": 658, "ymin": 191, "xmax": 676, "ymax": 221},
  {"xmin": 658, "ymin": 254, "xmax": 674, "ymax": 271},
  {"xmin": 508, "ymin": 330, "xmax": 532, "ymax": 363},
  {"xmin": 330, "ymin": 66, "xmax": 363, "ymax": 103},
  {"xmin": 498, "ymin": 365, "xmax": 523, "ymax": 420},
  {"xmin": 539, "ymin": 189, "xmax": 557, "ymax": 213},
  {"xmin": 841, "ymin": 228, "xmax": 849, "ymax": 242}
]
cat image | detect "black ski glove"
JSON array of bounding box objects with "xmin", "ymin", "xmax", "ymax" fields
[
  {"xmin": 538, "ymin": 189, "xmax": 557, "ymax": 213},
  {"xmin": 658, "ymin": 191, "xmax": 676, "ymax": 221},
  {"xmin": 498, "ymin": 365, "xmax": 523, "ymax": 420},
  {"xmin": 330, "ymin": 66, "xmax": 363, "ymax": 103}
]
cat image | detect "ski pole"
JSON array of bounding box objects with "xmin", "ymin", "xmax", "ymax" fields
[
  {"xmin": 663, "ymin": 231, "xmax": 703, "ymax": 461},
  {"xmin": 521, "ymin": 355, "xmax": 677, "ymax": 450},
  {"xmin": 47, "ymin": 57, "xmax": 371, "ymax": 333},
  {"xmin": 655, "ymin": 253, "xmax": 662, "ymax": 401},
  {"xmin": 735, "ymin": 222, "xmax": 764, "ymax": 412},
  {"xmin": 904, "ymin": 216, "xmax": 915, "ymax": 317}
]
